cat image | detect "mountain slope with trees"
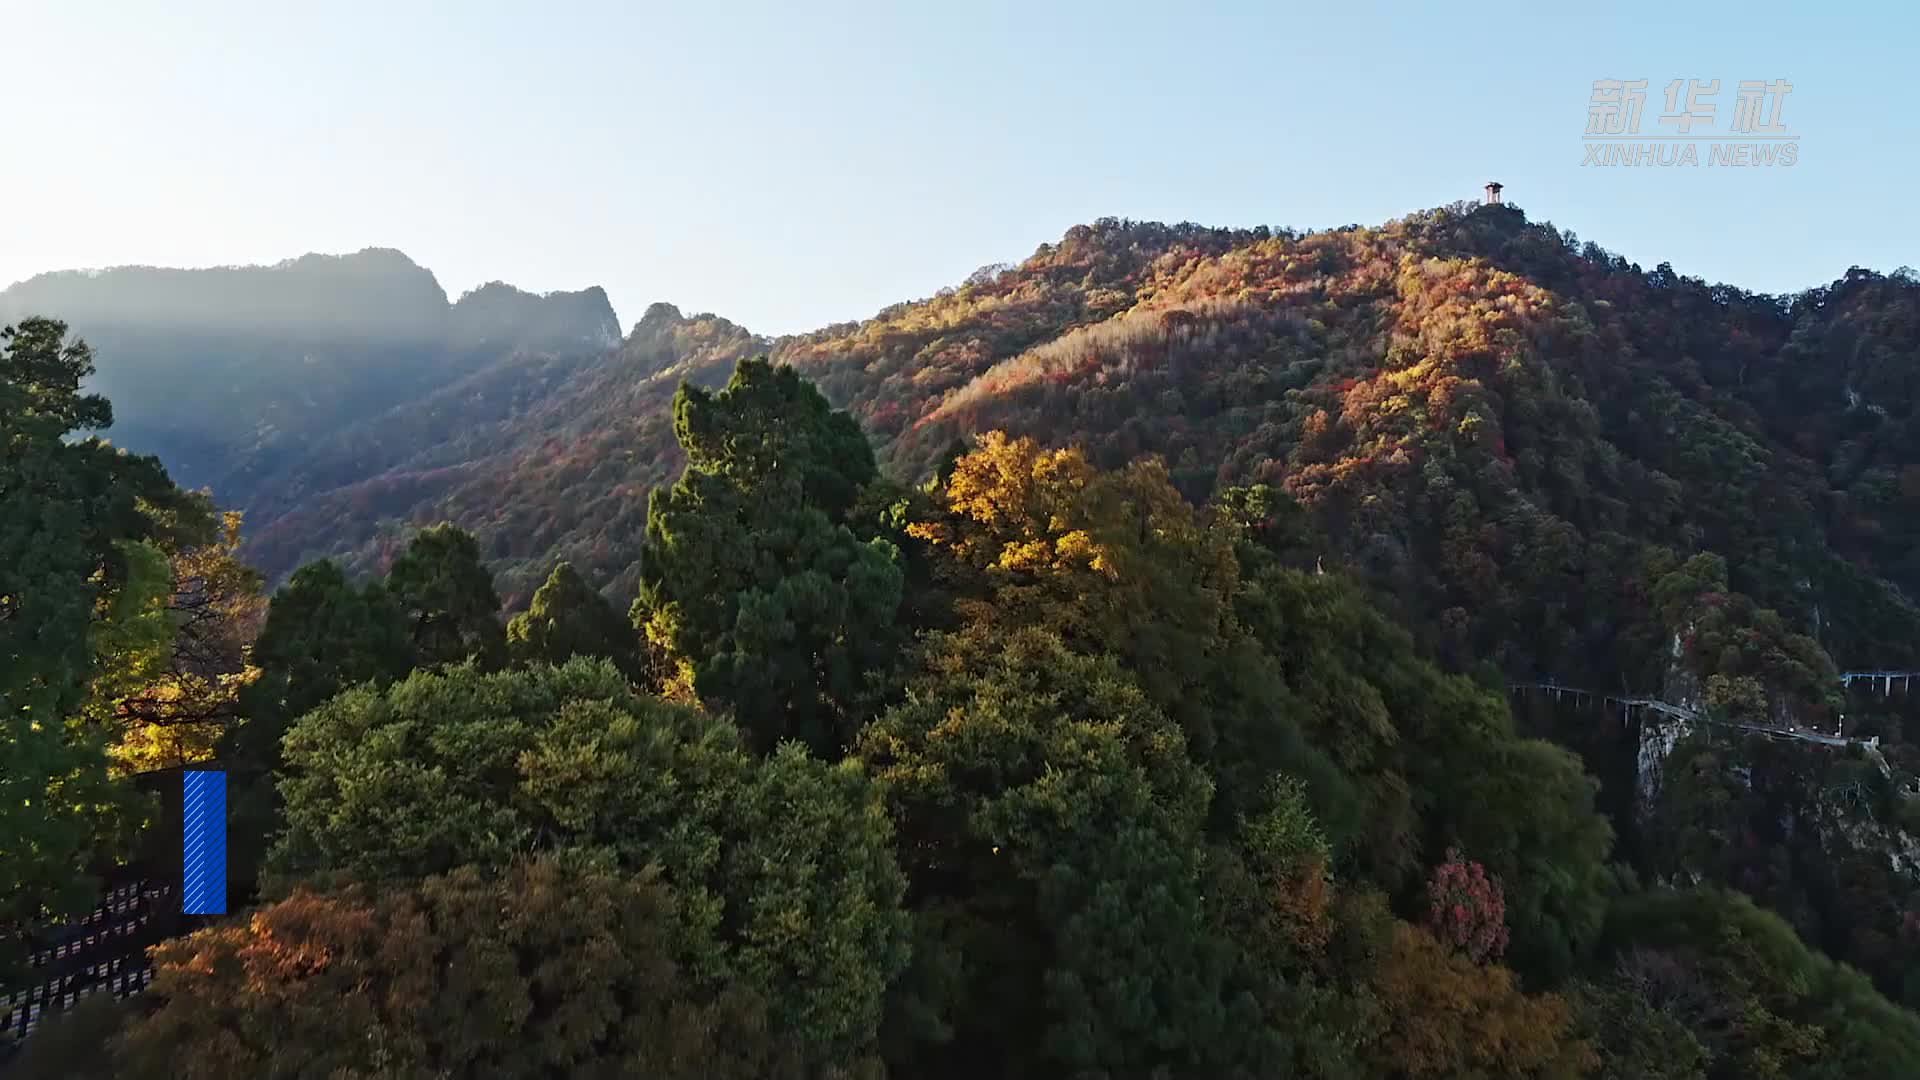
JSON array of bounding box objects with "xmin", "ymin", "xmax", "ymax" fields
[
  {"xmin": 12, "ymin": 204, "xmax": 1920, "ymax": 1075},
  {"xmin": 0, "ymin": 249, "xmax": 622, "ymax": 508},
  {"xmin": 213, "ymin": 206, "xmax": 1920, "ymax": 1019},
  {"xmin": 202, "ymin": 206, "xmax": 1920, "ymax": 683},
  {"xmin": 14, "ymin": 334, "xmax": 1920, "ymax": 1077}
]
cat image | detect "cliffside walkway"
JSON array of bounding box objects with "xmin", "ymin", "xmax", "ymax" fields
[
  {"xmin": 1840, "ymin": 671, "xmax": 1920, "ymax": 694},
  {"xmin": 1508, "ymin": 682, "xmax": 1875, "ymax": 753}
]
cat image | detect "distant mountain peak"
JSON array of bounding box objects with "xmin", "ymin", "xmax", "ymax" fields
[
  {"xmin": 0, "ymin": 247, "xmax": 451, "ymax": 339},
  {"xmin": 636, "ymin": 301, "xmax": 686, "ymax": 331},
  {"xmin": 0, "ymin": 247, "xmax": 628, "ymax": 496},
  {"xmin": 450, "ymin": 280, "xmax": 620, "ymax": 352},
  {"xmin": 272, "ymin": 247, "xmax": 427, "ymax": 272}
]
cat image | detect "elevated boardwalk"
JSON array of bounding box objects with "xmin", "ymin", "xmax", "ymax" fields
[
  {"xmin": 1508, "ymin": 682, "xmax": 1872, "ymax": 752},
  {"xmin": 1840, "ymin": 671, "xmax": 1920, "ymax": 694}
]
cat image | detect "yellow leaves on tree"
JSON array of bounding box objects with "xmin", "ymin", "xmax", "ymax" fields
[
  {"xmin": 79, "ymin": 539, "xmax": 176, "ymax": 729},
  {"xmin": 1704, "ymin": 672, "xmax": 1770, "ymax": 722},
  {"xmin": 910, "ymin": 431, "xmax": 1102, "ymax": 574},
  {"xmin": 912, "ymin": 431, "xmax": 1236, "ymax": 649},
  {"xmin": 1259, "ymin": 850, "xmax": 1336, "ymax": 964},
  {"xmin": 97, "ymin": 512, "xmax": 265, "ymax": 774},
  {"xmin": 1372, "ymin": 921, "xmax": 1594, "ymax": 1079}
]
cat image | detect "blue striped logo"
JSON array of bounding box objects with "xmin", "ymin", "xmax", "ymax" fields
[{"xmin": 181, "ymin": 771, "xmax": 226, "ymax": 915}]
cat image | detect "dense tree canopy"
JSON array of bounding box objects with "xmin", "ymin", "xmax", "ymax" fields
[
  {"xmin": 1598, "ymin": 889, "xmax": 1920, "ymax": 1078},
  {"xmin": 506, "ymin": 560, "xmax": 638, "ymax": 674},
  {"xmin": 13, "ymin": 229, "xmax": 1920, "ymax": 1079},
  {"xmin": 386, "ymin": 521, "xmax": 507, "ymax": 669},
  {"xmin": 238, "ymin": 560, "xmax": 412, "ymax": 726},
  {"xmin": 633, "ymin": 357, "xmax": 903, "ymax": 754},
  {"xmin": 1, "ymin": 317, "xmax": 216, "ymax": 972},
  {"xmin": 118, "ymin": 857, "xmax": 827, "ymax": 1080},
  {"xmin": 859, "ymin": 626, "xmax": 1235, "ymax": 1077},
  {"xmin": 268, "ymin": 659, "xmax": 909, "ymax": 1070}
]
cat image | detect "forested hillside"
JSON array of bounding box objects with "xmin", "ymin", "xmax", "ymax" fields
[
  {"xmin": 10, "ymin": 327, "xmax": 1920, "ymax": 1077},
  {"xmin": 11, "ymin": 203, "xmax": 1920, "ymax": 1076},
  {"xmin": 204, "ymin": 206, "xmax": 1920, "ymax": 684},
  {"xmin": 239, "ymin": 300, "xmax": 768, "ymax": 603},
  {"xmin": 0, "ymin": 249, "xmax": 621, "ymax": 501}
]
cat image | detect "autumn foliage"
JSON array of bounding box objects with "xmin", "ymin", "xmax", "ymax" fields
[
  {"xmin": 1425, "ymin": 848, "xmax": 1511, "ymax": 964},
  {"xmin": 1372, "ymin": 921, "xmax": 1591, "ymax": 1078},
  {"xmin": 15, "ymin": 213, "xmax": 1920, "ymax": 1077},
  {"xmin": 116, "ymin": 858, "xmax": 825, "ymax": 1079}
]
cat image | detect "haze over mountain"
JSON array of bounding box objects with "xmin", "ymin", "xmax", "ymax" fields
[{"xmin": 0, "ymin": 249, "xmax": 620, "ymax": 499}]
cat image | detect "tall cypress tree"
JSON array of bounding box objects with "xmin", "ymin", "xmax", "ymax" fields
[
  {"xmin": 507, "ymin": 560, "xmax": 638, "ymax": 675},
  {"xmin": 387, "ymin": 524, "xmax": 506, "ymax": 670},
  {"xmin": 632, "ymin": 357, "xmax": 903, "ymax": 755}
]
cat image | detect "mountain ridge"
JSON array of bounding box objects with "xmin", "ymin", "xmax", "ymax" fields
[
  {"xmin": 0, "ymin": 248, "xmax": 624, "ymax": 499},
  {"xmin": 18, "ymin": 209, "xmax": 1920, "ymax": 685},
  {"xmin": 15, "ymin": 208, "xmax": 1920, "ymax": 1051}
]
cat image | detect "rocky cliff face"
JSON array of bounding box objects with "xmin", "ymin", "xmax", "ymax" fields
[
  {"xmin": 450, "ymin": 282, "xmax": 621, "ymax": 353},
  {"xmin": 1635, "ymin": 624, "xmax": 1920, "ymax": 894},
  {"xmin": 1636, "ymin": 712, "xmax": 1693, "ymax": 815},
  {"xmin": 1636, "ymin": 632, "xmax": 1704, "ymax": 813},
  {"xmin": 1820, "ymin": 805, "xmax": 1920, "ymax": 875}
]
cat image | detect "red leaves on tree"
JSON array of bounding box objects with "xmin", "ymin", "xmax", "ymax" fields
[{"xmin": 1425, "ymin": 847, "xmax": 1510, "ymax": 964}]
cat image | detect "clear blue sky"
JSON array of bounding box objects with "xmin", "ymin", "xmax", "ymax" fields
[{"xmin": 3, "ymin": 1, "xmax": 1912, "ymax": 334}]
